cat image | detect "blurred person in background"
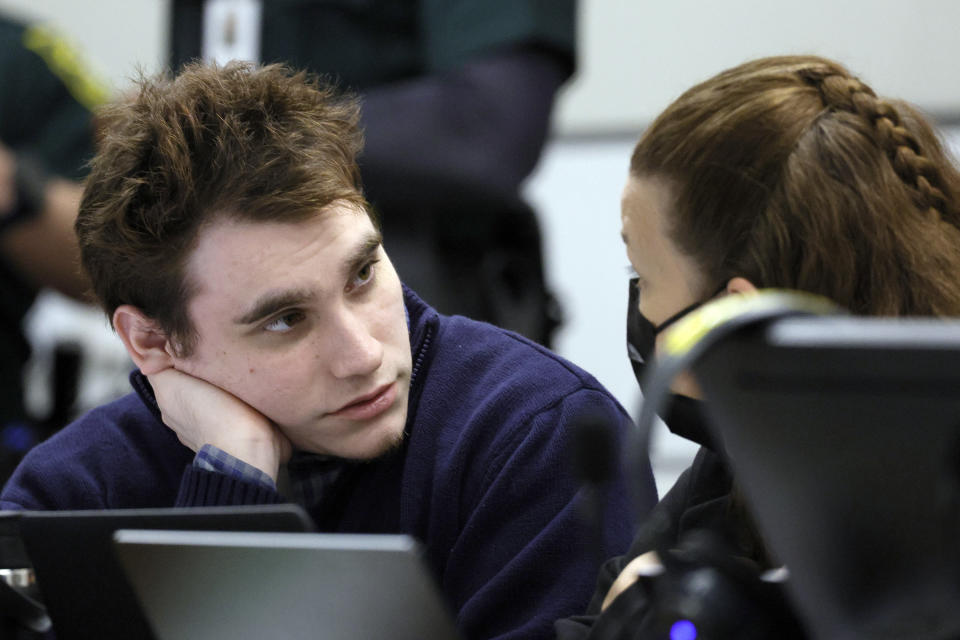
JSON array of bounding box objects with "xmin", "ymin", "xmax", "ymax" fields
[{"xmin": 0, "ymin": 12, "xmax": 106, "ymax": 482}]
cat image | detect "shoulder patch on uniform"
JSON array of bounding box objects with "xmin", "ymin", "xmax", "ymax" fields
[{"xmin": 22, "ymin": 24, "xmax": 109, "ymax": 110}]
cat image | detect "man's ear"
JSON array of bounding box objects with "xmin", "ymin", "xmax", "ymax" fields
[
  {"xmin": 726, "ymin": 276, "xmax": 758, "ymax": 296},
  {"xmin": 112, "ymin": 305, "xmax": 176, "ymax": 375}
]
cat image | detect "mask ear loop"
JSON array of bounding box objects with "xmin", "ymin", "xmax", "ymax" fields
[
  {"xmin": 627, "ymin": 280, "xmax": 728, "ymax": 381},
  {"xmin": 627, "ymin": 290, "xmax": 841, "ymax": 526},
  {"xmin": 653, "ymin": 283, "xmax": 731, "ymax": 336}
]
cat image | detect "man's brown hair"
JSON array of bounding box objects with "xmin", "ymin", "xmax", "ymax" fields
[
  {"xmin": 631, "ymin": 55, "xmax": 960, "ymax": 316},
  {"xmin": 76, "ymin": 62, "xmax": 367, "ymax": 354}
]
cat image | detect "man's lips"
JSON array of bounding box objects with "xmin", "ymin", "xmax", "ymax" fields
[{"xmin": 329, "ymin": 382, "xmax": 398, "ymax": 420}]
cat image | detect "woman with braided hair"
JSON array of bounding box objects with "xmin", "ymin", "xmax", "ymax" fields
[{"xmin": 555, "ymin": 55, "xmax": 960, "ymax": 639}]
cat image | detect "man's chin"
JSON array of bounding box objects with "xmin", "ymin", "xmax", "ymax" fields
[
  {"xmin": 289, "ymin": 420, "xmax": 407, "ymax": 461},
  {"xmin": 345, "ymin": 428, "xmax": 406, "ymax": 461}
]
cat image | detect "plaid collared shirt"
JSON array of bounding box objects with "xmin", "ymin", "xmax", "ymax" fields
[{"xmin": 194, "ymin": 444, "xmax": 349, "ymax": 510}]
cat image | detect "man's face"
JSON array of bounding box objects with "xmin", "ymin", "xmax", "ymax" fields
[{"xmin": 170, "ymin": 202, "xmax": 413, "ymax": 460}]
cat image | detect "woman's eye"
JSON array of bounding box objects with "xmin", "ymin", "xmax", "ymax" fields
[{"xmin": 264, "ymin": 311, "xmax": 305, "ymax": 333}]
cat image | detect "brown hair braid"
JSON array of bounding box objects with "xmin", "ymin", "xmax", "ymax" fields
[{"xmin": 801, "ymin": 70, "xmax": 954, "ymax": 223}]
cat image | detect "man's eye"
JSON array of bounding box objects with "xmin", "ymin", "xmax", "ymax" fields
[
  {"xmin": 264, "ymin": 311, "xmax": 305, "ymax": 333},
  {"xmin": 349, "ymin": 259, "xmax": 379, "ymax": 290}
]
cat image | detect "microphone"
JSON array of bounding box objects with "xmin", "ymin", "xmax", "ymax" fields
[{"xmin": 570, "ymin": 413, "xmax": 618, "ymax": 564}]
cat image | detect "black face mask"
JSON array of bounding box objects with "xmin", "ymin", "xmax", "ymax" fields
[{"xmin": 626, "ymin": 277, "xmax": 721, "ymax": 449}]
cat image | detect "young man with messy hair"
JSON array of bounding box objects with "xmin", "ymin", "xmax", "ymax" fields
[{"xmin": 2, "ymin": 63, "xmax": 656, "ymax": 639}]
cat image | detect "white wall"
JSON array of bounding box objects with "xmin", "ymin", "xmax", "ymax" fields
[
  {"xmin": 0, "ymin": 0, "xmax": 168, "ymax": 92},
  {"xmin": 557, "ymin": 0, "xmax": 960, "ymax": 134}
]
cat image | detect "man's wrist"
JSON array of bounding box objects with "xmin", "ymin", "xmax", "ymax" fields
[{"xmin": 194, "ymin": 444, "xmax": 278, "ymax": 490}]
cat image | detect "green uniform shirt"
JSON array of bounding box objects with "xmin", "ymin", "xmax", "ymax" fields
[
  {"xmin": 0, "ymin": 16, "xmax": 102, "ymax": 178},
  {"xmin": 171, "ymin": 0, "xmax": 576, "ymax": 88}
]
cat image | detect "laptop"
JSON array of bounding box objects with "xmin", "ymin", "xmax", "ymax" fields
[
  {"xmin": 692, "ymin": 315, "xmax": 960, "ymax": 639},
  {"xmin": 113, "ymin": 529, "xmax": 462, "ymax": 640},
  {"xmin": 18, "ymin": 504, "xmax": 313, "ymax": 640}
]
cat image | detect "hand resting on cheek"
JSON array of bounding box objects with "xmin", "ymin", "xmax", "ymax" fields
[{"xmin": 146, "ymin": 368, "xmax": 293, "ymax": 482}]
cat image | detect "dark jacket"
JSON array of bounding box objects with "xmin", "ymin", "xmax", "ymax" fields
[{"xmin": 556, "ymin": 409, "xmax": 804, "ymax": 639}]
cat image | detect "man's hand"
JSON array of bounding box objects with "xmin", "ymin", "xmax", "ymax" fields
[{"xmin": 147, "ymin": 368, "xmax": 292, "ymax": 482}]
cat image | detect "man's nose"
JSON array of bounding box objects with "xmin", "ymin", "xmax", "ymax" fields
[{"xmin": 325, "ymin": 307, "xmax": 383, "ymax": 379}]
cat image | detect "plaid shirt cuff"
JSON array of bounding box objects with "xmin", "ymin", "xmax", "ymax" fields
[{"xmin": 194, "ymin": 444, "xmax": 277, "ymax": 491}]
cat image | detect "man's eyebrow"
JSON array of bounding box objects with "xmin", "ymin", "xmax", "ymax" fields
[
  {"xmin": 343, "ymin": 230, "xmax": 383, "ymax": 279},
  {"xmin": 232, "ymin": 230, "xmax": 383, "ymax": 326},
  {"xmin": 234, "ymin": 288, "xmax": 315, "ymax": 326}
]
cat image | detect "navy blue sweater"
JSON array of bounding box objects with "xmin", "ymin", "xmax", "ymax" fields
[{"xmin": 2, "ymin": 289, "xmax": 657, "ymax": 639}]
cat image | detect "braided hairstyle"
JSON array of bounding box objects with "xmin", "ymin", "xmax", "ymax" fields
[
  {"xmin": 630, "ymin": 55, "xmax": 960, "ymax": 316},
  {"xmin": 801, "ymin": 68, "xmax": 954, "ymax": 224}
]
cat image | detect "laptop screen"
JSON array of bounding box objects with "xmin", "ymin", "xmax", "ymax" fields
[{"xmin": 113, "ymin": 529, "xmax": 461, "ymax": 640}]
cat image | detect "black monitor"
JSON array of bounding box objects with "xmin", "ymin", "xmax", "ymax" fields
[
  {"xmin": 693, "ymin": 315, "xmax": 960, "ymax": 640},
  {"xmin": 18, "ymin": 504, "xmax": 314, "ymax": 640}
]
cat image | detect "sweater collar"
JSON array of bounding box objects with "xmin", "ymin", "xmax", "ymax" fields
[
  {"xmin": 129, "ymin": 368, "xmax": 163, "ymax": 423},
  {"xmin": 401, "ymin": 284, "xmax": 439, "ymax": 422}
]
